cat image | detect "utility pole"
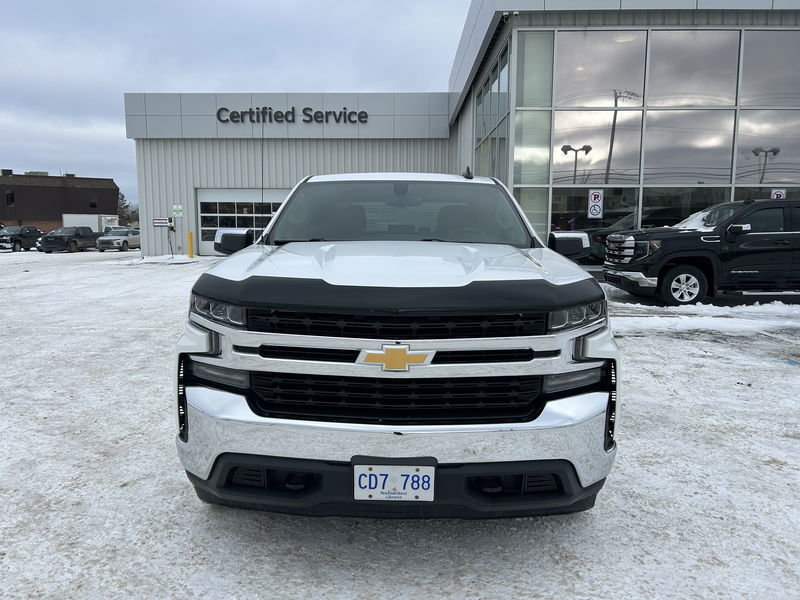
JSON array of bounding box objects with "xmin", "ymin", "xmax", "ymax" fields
[{"xmin": 605, "ymin": 89, "xmax": 640, "ymax": 184}]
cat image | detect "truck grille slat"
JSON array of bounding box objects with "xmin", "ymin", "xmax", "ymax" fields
[
  {"xmin": 247, "ymin": 310, "xmax": 547, "ymax": 339},
  {"xmin": 237, "ymin": 345, "xmax": 546, "ymax": 364},
  {"xmin": 249, "ymin": 372, "xmax": 544, "ymax": 424}
]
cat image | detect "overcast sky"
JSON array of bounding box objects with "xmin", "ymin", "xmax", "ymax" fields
[{"xmin": 1, "ymin": 0, "xmax": 471, "ymax": 205}]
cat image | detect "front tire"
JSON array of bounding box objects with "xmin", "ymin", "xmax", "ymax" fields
[
  {"xmin": 660, "ymin": 265, "xmax": 708, "ymax": 305},
  {"xmin": 12, "ymin": 241, "xmax": 21, "ymax": 252},
  {"xmin": 120, "ymin": 241, "xmax": 128, "ymax": 252},
  {"xmin": 68, "ymin": 241, "xmax": 78, "ymax": 253}
]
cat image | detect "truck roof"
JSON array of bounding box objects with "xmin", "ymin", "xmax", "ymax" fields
[{"xmin": 307, "ymin": 172, "xmax": 496, "ymax": 184}]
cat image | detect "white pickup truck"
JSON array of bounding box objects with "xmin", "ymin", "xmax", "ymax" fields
[{"xmin": 176, "ymin": 173, "xmax": 620, "ymax": 518}]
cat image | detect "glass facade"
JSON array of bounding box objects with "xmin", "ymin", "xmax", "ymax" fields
[
  {"xmin": 475, "ymin": 43, "xmax": 511, "ymax": 184},
  {"xmin": 487, "ymin": 26, "xmax": 800, "ymax": 260}
]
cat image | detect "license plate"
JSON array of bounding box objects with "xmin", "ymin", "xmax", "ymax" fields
[{"xmin": 353, "ymin": 465, "xmax": 435, "ymax": 502}]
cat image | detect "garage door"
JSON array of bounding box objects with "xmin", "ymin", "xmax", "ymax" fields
[{"xmin": 197, "ymin": 188, "xmax": 290, "ymax": 255}]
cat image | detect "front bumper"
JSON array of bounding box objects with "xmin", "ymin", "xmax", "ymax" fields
[
  {"xmin": 188, "ymin": 453, "xmax": 605, "ymax": 518},
  {"xmin": 603, "ymin": 268, "xmax": 658, "ymax": 296},
  {"xmin": 176, "ymin": 317, "xmax": 619, "ymax": 517},
  {"xmin": 40, "ymin": 240, "xmax": 68, "ymax": 251}
]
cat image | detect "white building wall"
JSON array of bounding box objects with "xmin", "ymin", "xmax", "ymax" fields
[{"xmin": 136, "ymin": 138, "xmax": 451, "ymax": 256}]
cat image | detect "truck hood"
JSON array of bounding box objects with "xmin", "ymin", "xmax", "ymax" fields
[
  {"xmin": 204, "ymin": 241, "xmax": 592, "ymax": 288},
  {"xmin": 609, "ymin": 226, "xmax": 711, "ymax": 241}
]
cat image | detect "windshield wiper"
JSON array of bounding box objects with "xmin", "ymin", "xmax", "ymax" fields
[{"xmin": 272, "ymin": 238, "xmax": 328, "ymax": 245}]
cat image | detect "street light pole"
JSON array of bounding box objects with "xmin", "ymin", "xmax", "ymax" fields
[
  {"xmin": 752, "ymin": 147, "xmax": 780, "ymax": 184},
  {"xmin": 561, "ymin": 144, "xmax": 592, "ymax": 184}
]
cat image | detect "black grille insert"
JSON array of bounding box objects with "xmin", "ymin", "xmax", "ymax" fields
[
  {"xmin": 235, "ymin": 345, "xmax": 550, "ymax": 364},
  {"xmin": 248, "ymin": 371, "xmax": 545, "ymax": 425},
  {"xmin": 246, "ymin": 310, "xmax": 548, "ymax": 339}
]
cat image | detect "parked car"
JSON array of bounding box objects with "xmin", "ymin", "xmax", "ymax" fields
[
  {"xmin": 604, "ymin": 198, "xmax": 800, "ymax": 304},
  {"xmin": 588, "ymin": 207, "xmax": 686, "ymax": 262},
  {"xmin": 0, "ymin": 226, "xmax": 44, "ymax": 251},
  {"xmin": 97, "ymin": 228, "xmax": 141, "ymax": 252},
  {"xmin": 38, "ymin": 226, "xmax": 102, "ymax": 253}
]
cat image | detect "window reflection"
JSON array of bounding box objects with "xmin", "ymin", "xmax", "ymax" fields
[
  {"xmin": 513, "ymin": 188, "xmax": 548, "ymax": 237},
  {"xmin": 648, "ymin": 31, "xmax": 739, "ymax": 107},
  {"xmin": 551, "ymin": 187, "xmax": 638, "ymax": 264},
  {"xmin": 517, "ymin": 32, "xmax": 553, "ymax": 107},
  {"xmin": 734, "ymin": 187, "xmax": 800, "ymax": 202},
  {"xmin": 514, "ymin": 111, "xmax": 551, "ymax": 184},
  {"xmin": 736, "ymin": 110, "xmax": 800, "ymax": 184},
  {"xmin": 741, "ymin": 31, "xmax": 800, "ymax": 106},
  {"xmin": 642, "ymin": 188, "xmax": 730, "ymax": 227},
  {"xmin": 555, "ymin": 31, "xmax": 645, "ymax": 107},
  {"xmin": 643, "ymin": 110, "xmax": 734, "ymax": 183},
  {"xmin": 552, "ymin": 111, "xmax": 642, "ymax": 184}
]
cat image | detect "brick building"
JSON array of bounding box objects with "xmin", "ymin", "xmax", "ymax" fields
[{"xmin": 0, "ymin": 170, "xmax": 119, "ymax": 232}]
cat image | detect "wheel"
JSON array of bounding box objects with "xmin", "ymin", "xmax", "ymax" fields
[
  {"xmin": 98, "ymin": 248, "xmax": 105, "ymax": 252},
  {"xmin": 120, "ymin": 241, "xmax": 129, "ymax": 252},
  {"xmin": 12, "ymin": 241, "xmax": 21, "ymax": 252},
  {"xmin": 44, "ymin": 251, "xmax": 52, "ymax": 254},
  {"xmin": 68, "ymin": 241, "xmax": 78, "ymax": 253},
  {"xmin": 660, "ymin": 265, "xmax": 708, "ymax": 305}
]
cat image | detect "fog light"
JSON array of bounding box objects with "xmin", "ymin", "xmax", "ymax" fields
[
  {"xmin": 543, "ymin": 367, "xmax": 603, "ymax": 394},
  {"xmin": 189, "ymin": 359, "xmax": 249, "ymax": 389}
]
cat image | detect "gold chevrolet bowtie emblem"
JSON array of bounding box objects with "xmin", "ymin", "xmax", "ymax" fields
[{"xmin": 357, "ymin": 344, "xmax": 434, "ymax": 371}]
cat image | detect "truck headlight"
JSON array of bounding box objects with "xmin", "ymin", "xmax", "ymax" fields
[
  {"xmin": 633, "ymin": 240, "xmax": 661, "ymax": 259},
  {"xmin": 190, "ymin": 294, "xmax": 245, "ymax": 327},
  {"xmin": 549, "ymin": 300, "xmax": 606, "ymax": 332}
]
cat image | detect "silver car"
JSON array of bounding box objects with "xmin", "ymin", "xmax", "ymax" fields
[{"xmin": 96, "ymin": 228, "xmax": 140, "ymax": 252}]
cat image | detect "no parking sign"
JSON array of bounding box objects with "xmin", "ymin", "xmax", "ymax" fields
[{"xmin": 587, "ymin": 189, "xmax": 604, "ymax": 219}]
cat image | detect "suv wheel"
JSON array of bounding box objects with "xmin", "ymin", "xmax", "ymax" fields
[
  {"xmin": 120, "ymin": 241, "xmax": 129, "ymax": 252},
  {"xmin": 12, "ymin": 241, "xmax": 21, "ymax": 252},
  {"xmin": 660, "ymin": 266, "xmax": 707, "ymax": 305},
  {"xmin": 68, "ymin": 241, "xmax": 78, "ymax": 253}
]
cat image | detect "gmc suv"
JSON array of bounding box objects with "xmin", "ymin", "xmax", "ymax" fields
[
  {"xmin": 604, "ymin": 198, "xmax": 800, "ymax": 305},
  {"xmin": 176, "ymin": 173, "xmax": 620, "ymax": 518}
]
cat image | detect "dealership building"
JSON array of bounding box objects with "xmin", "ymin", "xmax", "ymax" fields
[{"xmin": 126, "ymin": 0, "xmax": 800, "ymax": 256}]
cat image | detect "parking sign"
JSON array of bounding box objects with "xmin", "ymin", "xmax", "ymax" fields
[
  {"xmin": 588, "ymin": 189, "xmax": 604, "ymax": 219},
  {"xmin": 771, "ymin": 189, "xmax": 786, "ymax": 200}
]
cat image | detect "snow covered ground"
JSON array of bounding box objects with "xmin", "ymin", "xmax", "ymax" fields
[{"xmin": 1, "ymin": 250, "xmax": 798, "ymax": 599}]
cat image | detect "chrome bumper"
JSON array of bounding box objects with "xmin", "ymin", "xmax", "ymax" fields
[
  {"xmin": 178, "ymin": 386, "xmax": 616, "ymax": 487},
  {"xmin": 604, "ymin": 268, "xmax": 658, "ymax": 287},
  {"xmin": 175, "ymin": 316, "xmax": 620, "ymax": 489}
]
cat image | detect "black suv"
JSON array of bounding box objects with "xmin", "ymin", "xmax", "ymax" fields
[
  {"xmin": 603, "ymin": 199, "xmax": 800, "ymax": 305},
  {"xmin": 0, "ymin": 226, "xmax": 43, "ymax": 252}
]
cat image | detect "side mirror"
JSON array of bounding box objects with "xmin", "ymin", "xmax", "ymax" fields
[
  {"xmin": 548, "ymin": 231, "xmax": 590, "ymax": 260},
  {"xmin": 728, "ymin": 223, "xmax": 751, "ymax": 235},
  {"xmin": 214, "ymin": 228, "xmax": 254, "ymax": 255}
]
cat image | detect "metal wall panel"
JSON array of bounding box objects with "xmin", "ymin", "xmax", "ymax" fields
[{"xmin": 136, "ymin": 138, "xmax": 451, "ymax": 256}]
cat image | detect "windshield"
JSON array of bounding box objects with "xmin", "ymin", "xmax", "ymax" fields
[
  {"xmin": 674, "ymin": 203, "xmax": 740, "ymax": 230},
  {"xmin": 268, "ymin": 181, "xmax": 531, "ymax": 247},
  {"xmin": 0, "ymin": 227, "xmax": 22, "ymax": 235},
  {"xmin": 50, "ymin": 227, "xmax": 76, "ymax": 235}
]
